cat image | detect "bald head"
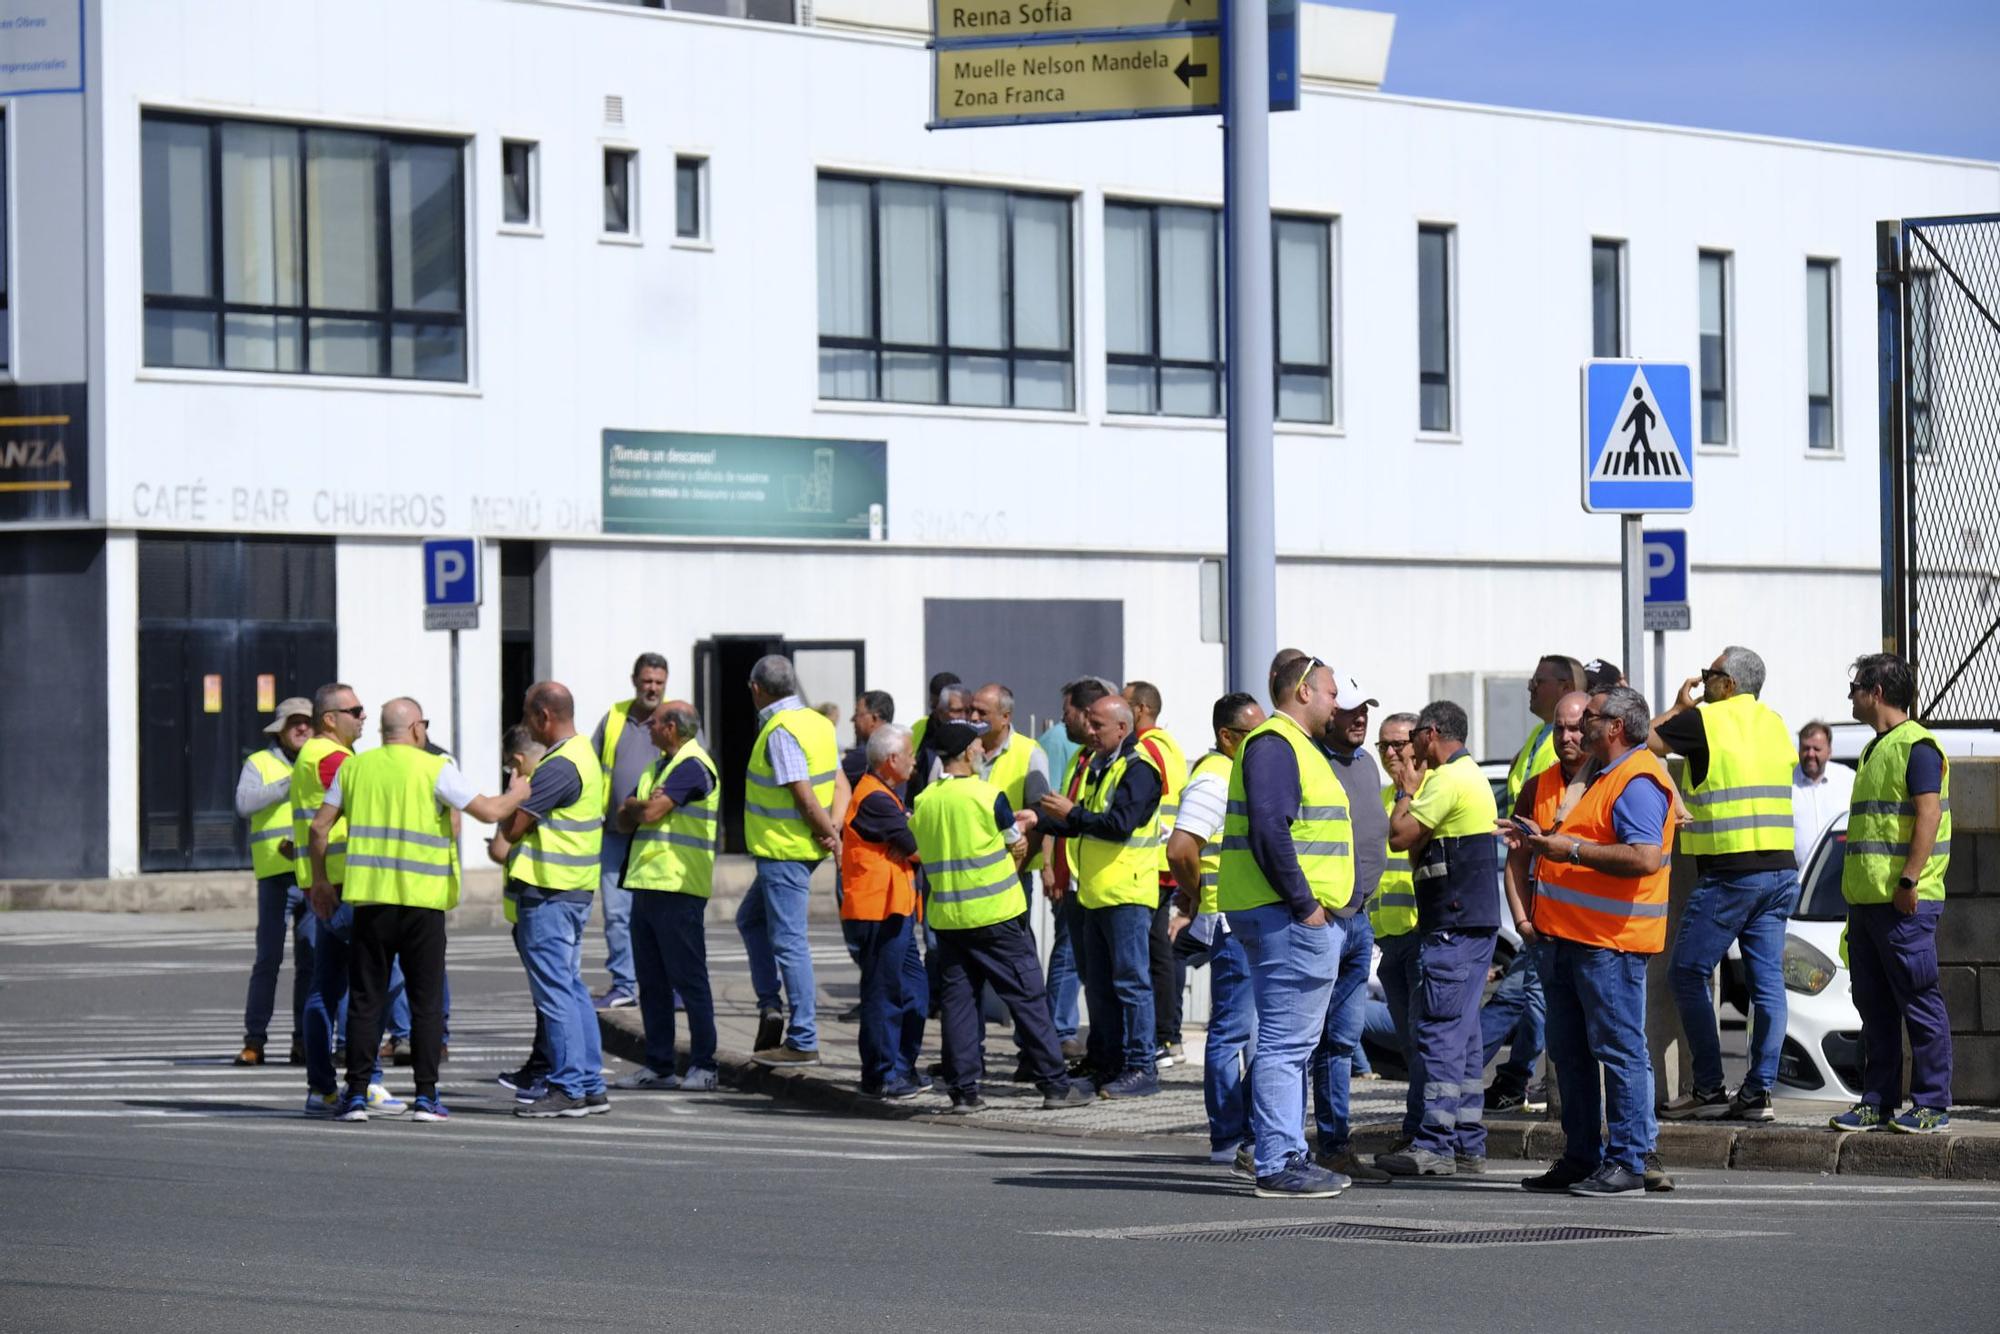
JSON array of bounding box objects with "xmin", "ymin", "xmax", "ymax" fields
[
  {"xmin": 380, "ymin": 697, "xmax": 424, "ymax": 742},
  {"xmin": 523, "ymin": 680, "xmax": 578, "ymax": 745},
  {"xmin": 1085, "ymin": 694, "xmax": 1133, "ymax": 756},
  {"xmin": 1268, "ymin": 647, "xmax": 1307, "ymax": 708},
  {"xmin": 1552, "ymin": 690, "xmax": 1590, "ymax": 769}
]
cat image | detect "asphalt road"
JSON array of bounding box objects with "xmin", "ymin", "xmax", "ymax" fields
[{"xmin": 2, "ymin": 912, "xmax": 1996, "ymax": 1333}]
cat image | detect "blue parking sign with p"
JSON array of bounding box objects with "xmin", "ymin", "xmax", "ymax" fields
[{"xmin": 423, "ymin": 538, "xmax": 480, "ymax": 607}]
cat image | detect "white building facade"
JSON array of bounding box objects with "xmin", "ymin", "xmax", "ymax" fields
[{"xmin": 2, "ymin": 0, "xmax": 1995, "ymax": 878}]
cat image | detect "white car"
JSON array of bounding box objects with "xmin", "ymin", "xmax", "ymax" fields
[{"xmin": 1771, "ymin": 812, "xmax": 1863, "ymax": 1101}]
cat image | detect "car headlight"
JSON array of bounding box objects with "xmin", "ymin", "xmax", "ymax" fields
[{"xmin": 1782, "ymin": 936, "xmax": 1837, "ymax": 996}]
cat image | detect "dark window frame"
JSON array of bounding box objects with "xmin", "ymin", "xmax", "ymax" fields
[
  {"xmin": 1417, "ymin": 222, "xmax": 1455, "ymax": 433},
  {"xmin": 1591, "ymin": 237, "xmax": 1626, "ymax": 358},
  {"xmin": 1699, "ymin": 248, "xmax": 1732, "ymax": 446},
  {"xmin": 140, "ymin": 109, "xmax": 468, "ymax": 383},
  {"xmin": 1806, "ymin": 256, "xmax": 1838, "ymax": 451},
  {"xmin": 501, "ymin": 137, "xmax": 538, "ymax": 228},
  {"xmin": 1104, "ymin": 200, "xmax": 1336, "ymax": 423},
  {"xmin": 0, "ymin": 111, "xmax": 9, "ymax": 370},
  {"xmin": 603, "ymin": 146, "xmax": 637, "ymax": 236},
  {"xmin": 674, "ymin": 154, "xmax": 706, "ymax": 241},
  {"xmin": 816, "ymin": 172, "xmax": 1076, "ymax": 412}
]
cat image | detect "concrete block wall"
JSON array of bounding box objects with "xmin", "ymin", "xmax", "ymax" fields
[{"xmin": 1943, "ymin": 759, "xmax": 2000, "ymax": 1103}]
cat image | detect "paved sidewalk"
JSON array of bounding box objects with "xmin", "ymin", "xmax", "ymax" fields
[{"xmin": 597, "ymin": 951, "xmax": 2000, "ymax": 1182}]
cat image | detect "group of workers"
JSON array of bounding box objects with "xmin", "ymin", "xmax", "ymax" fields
[{"xmin": 231, "ymin": 639, "xmax": 1955, "ymax": 1196}]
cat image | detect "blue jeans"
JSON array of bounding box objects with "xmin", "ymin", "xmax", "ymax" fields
[
  {"xmin": 597, "ymin": 841, "xmax": 637, "ymax": 994},
  {"xmin": 1229, "ymin": 904, "xmax": 1341, "ymax": 1178},
  {"xmin": 1203, "ymin": 930, "xmax": 1258, "ymax": 1152},
  {"xmin": 517, "ymin": 894, "xmax": 606, "ymax": 1097},
  {"xmin": 244, "ymin": 874, "xmax": 311, "ymax": 1046},
  {"xmin": 1079, "ymin": 902, "xmax": 1155, "ymax": 1077},
  {"xmin": 1669, "ymin": 868, "xmax": 1797, "ymax": 1094},
  {"xmin": 1311, "ymin": 910, "xmax": 1375, "ymax": 1154},
  {"xmin": 1540, "ymin": 937, "xmax": 1656, "ymax": 1174},
  {"xmin": 1479, "ymin": 946, "xmax": 1545, "ymax": 1092},
  {"xmin": 852, "ymin": 913, "xmax": 926, "ymax": 1090},
  {"xmin": 1848, "ymin": 902, "xmax": 1952, "ymax": 1112},
  {"xmin": 631, "ymin": 890, "xmax": 717, "ymax": 1075},
  {"xmin": 1046, "ymin": 890, "xmax": 1084, "ymax": 1041},
  {"xmin": 736, "ymin": 858, "xmax": 819, "ymax": 1051},
  {"xmin": 302, "ymin": 902, "xmax": 380, "ymax": 1095},
  {"xmin": 1375, "ymin": 929, "xmax": 1424, "ymax": 1139},
  {"xmin": 1410, "ymin": 928, "xmax": 1496, "ymax": 1159}
]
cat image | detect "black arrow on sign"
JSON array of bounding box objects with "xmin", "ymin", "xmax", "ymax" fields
[{"xmin": 1175, "ymin": 55, "xmax": 1208, "ymax": 87}]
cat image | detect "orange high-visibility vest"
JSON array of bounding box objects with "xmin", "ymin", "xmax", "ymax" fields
[
  {"xmin": 840, "ymin": 772, "xmax": 917, "ymax": 922},
  {"xmin": 1533, "ymin": 749, "xmax": 1675, "ymax": 954},
  {"xmin": 1528, "ymin": 762, "xmax": 1567, "ymax": 831}
]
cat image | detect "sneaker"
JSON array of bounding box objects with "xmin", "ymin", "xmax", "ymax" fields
[
  {"xmin": 365, "ymin": 1084, "xmax": 408, "ymax": 1116},
  {"xmin": 1154, "ymin": 1042, "xmax": 1182, "ymax": 1069},
  {"xmin": 677, "ymin": 1067, "xmax": 720, "ymax": 1093},
  {"xmin": 1643, "ymin": 1152, "xmax": 1674, "ymax": 1192},
  {"xmin": 753, "ymin": 1009, "xmax": 785, "ymax": 1052},
  {"xmin": 880, "ymin": 1078, "xmax": 925, "ymax": 1101},
  {"xmin": 1828, "ymin": 1102, "xmax": 1884, "ymax": 1132},
  {"xmin": 1569, "ymin": 1162, "xmax": 1645, "ymax": 1197},
  {"xmin": 1455, "ymin": 1153, "xmax": 1488, "ymax": 1175},
  {"xmin": 583, "ymin": 1091, "xmax": 611, "ymax": 1116},
  {"xmin": 1254, "ymin": 1152, "xmax": 1348, "ymax": 1199},
  {"xmin": 1724, "ymin": 1087, "xmax": 1776, "ymax": 1123},
  {"xmin": 287, "ymin": 1037, "xmax": 305, "ymax": 1066},
  {"xmin": 837, "ymin": 1003, "xmax": 863, "ymax": 1023},
  {"xmin": 612, "ymin": 1067, "xmax": 681, "ymax": 1091},
  {"xmin": 515, "ymin": 1089, "xmax": 589, "ymax": 1118},
  {"xmin": 752, "ymin": 1045, "xmax": 821, "ymax": 1068},
  {"xmin": 1377, "ymin": 1148, "xmax": 1456, "ymax": 1177},
  {"xmin": 1059, "ymin": 1038, "xmax": 1086, "ymax": 1061},
  {"xmin": 1041, "ymin": 1080, "xmax": 1095, "ymax": 1109},
  {"xmin": 410, "ymin": 1095, "xmax": 450, "ymax": 1123},
  {"xmin": 1232, "ymin": 1144, "xmax": 1256, "ymax": 1179},
  {"xmin": 1097, "ymin": 1069, "xmax": 1161, "ymax": 1100},
  {"xmin": 593, "ymin": 988, "xmax": 637, "ymax": 1011},
  {"xmin": 1889, "ymin": 1107, "xmax": 1950, "ymax": 1135},
  {"xmin": 496, "ymin": 1065, "xmax": 545, "ymax": 1093},
  {"xmin": 1660, "ymin": 1086, "xmax": 1731, "ymax": 1121},
  {"xmin": 946, "ymin": 1090, "xmax": 987, "ymax": 1115},
  {"xmin": 1315, "ymin": 1149, "xmax": 1393, "ymax": 1185},
  {"xmin": 1485, "ymin": 1084, "xmax": 1548, "ymax": 1114},
  {"xmin": 234, "ymin": 1043, "xmax": 265, "ymax": 1067},
  {"xmin": 303, "ymin": 1090, "xmax": 339, "ymax": 1118},
  {"xmin": 1010, "ymin": 1062, "xmax": 1039, "ymax": 1084},
  {"xmin": 379, "ymin": 1036, "xmax": 403, "ymax": 1066},
  {"xmin": 1521, "ymin": 1160, "xmax": 1591, "ymax": 1194},
  {"xmin": 911, "ymin": 1071, "xmax": 935, "ymax": 1092},
  {"xmin": 335, "ymin": 1091, "xmax": 370, "ymax": 1123}
]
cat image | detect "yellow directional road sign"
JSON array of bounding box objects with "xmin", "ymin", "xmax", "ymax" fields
[
  {"xmin": 933, "ymin": 32, "xmax": 1222, "ymax": 126},
  {"xmin": 933, "ymin": 1, "xmax": 1221, "ymax": 42}
]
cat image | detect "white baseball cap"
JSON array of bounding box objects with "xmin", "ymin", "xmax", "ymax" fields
[{"xmin": 1334, "ymin": 674, "xmax": 1377, "ymax": 711}]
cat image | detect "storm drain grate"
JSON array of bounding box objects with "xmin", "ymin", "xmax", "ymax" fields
[{"xmin": 1137, "ymin": 1221, "xmax": 1663, "ymax": 1246}]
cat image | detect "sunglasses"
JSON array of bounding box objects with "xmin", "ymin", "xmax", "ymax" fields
[
  {"xmin": 332, "ymin": 706, "xmax": 365, "ymax": 719},
  {"xmin": 1700, "ymin": 667, "xmax": 1731, "ymax": 682}
]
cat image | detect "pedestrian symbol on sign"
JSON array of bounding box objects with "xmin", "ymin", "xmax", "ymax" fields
[{"xmin": 1592, "ymin": 372, "xmax": 1684, "ymax": 481}]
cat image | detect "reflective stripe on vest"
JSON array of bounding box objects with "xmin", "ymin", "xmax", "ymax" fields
[
  {"xmin": 246, "ymin": 747, "xmax": 294, "ymax": 879},
  {"xmin": 514, "ymin": 734, "xmax": 606, "ymax": 890},
  {"xmin": 1533, "ymin": 749, "xmax": 1675, "ymax": 953},
  {"xmin": 1074, "ymin": 743, "xmax": 1165, "ymax": 910},
  {"xmin": 623, "ymin": 739, "xmax": 720, "ymax": 898},
  {"xmin": 1370, "ymin": 784, "xmax": 1419, "ymax": 938},
  {"xmin": 1678, "ymin": 695, "xmax": 1798, "ymax": 857},
  {"xmin": 1190, "ymin": 750, "xmax": 1232, "ymax": 916},
  {"xmin": 1842, "ymin": 720, "xmax": 1951, "ymax": 905},
  {"xmin": 340, "ymin": 745, "xmax": 460, "ymax": 911},
  {"xmin": 744, "ymin": 706, "xmax": 839, "ymax": 862},
  {"xmin": 1217, "ymin": 712, "xmax": 1355, "ymax": 913},
  {"xmin": 599, "ymin": 699, "xmax": 634, "ymax": 811},
  {"xmin": 292, "ymin": 735, "xmax": 352, "ymax": 886},
  {"xmin": 1137, "ymin": 725, "xmax": 1188, "ymax": 878},
  {"xmin": 910, "ymin": 775, "xmax": 1027, "ymax": 931}
]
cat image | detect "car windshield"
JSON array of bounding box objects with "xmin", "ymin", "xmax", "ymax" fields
[{"xmin": 1797, "ymin": 827, "xmax": 1849, "ymax": 921}]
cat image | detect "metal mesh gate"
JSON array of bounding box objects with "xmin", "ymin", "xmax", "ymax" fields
[{"xmin": 1880, "ymin": 213, "xmax": 2000, "ymax": 724}]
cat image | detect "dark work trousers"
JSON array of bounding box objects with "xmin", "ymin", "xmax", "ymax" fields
[
  {"xmin": 1408, "ymin": 927, "xmax": 1497, "ymax": 1160},
  {"xmin": 851, "ymin": 912, "xmax": 925, "ymax": 1091},
  {"xmin": 346, "ymin": 904, "xmax": 447, "ymax": 1097},
  {"xmin": 1848, "ymin": 901, "xmax": 1953, "ymax": 1111},
  {"xmin": 1149, "ymin": 881, "xmax": 1182, "ymax": 1046},
  {"xmin": 935, "ymin": 914, "xmax": 1067, "ymax": 1097}
]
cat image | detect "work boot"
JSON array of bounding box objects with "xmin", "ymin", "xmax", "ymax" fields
[
  {"xmin": 1659, "ymin": 1086, "xmax": 1730, "ymax": 1120},
  {"xmin": 1643, "ymin": 1151, "xmax": 1674, "ymax": 1192},
  {"xmin": 1315, "ymin": 1149, "xmax": 1392, "ymax": 1185},
  {"xmin": 234, "ymin": 1043, "xmax": 265, "ymax": 1067},
  {"xmin": 753, "ymin": 1009, "xmax": 785, "ymax": 1052},
  {"xmin": 1376, "ymin": 1147, "xmax": 1456, "ymax": 1177}
]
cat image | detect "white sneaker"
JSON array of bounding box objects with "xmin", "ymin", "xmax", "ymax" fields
[
  {"xmin": 676, "ymin": 1067, "xmax": 720, "ymax": 1092},
  {"xmin": 366, "ymin": 1084, "xmax": 408, "ymax": 1115},
  {"xmin": 612, "ymin": 1067, "xmax": 681, "ymax": 1090}
]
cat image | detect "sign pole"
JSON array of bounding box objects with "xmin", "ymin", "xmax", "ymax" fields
[
  {"xmin": 1653, "ymin": 629, "xmax": 1667, "ymax": 716},
  {"xmin": 1621, "ymin": 515, "xmax": 1647, "ymax": 707},
  {"xmin": 1222, "ymin": 0, "xmax": 1276, "ymax": 696},
  {"xmin": 449, "ymin": 627, "xmax": 463, "ymax": 765}
]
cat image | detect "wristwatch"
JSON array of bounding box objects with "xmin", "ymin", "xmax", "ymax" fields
[
  {"xmin": 1897, "ymin": 875, "xmax": 1918, "ymax": 890},
  {"xmin": 1569, "ymin": 839, "xmax": 1583, "ymax": 864}
]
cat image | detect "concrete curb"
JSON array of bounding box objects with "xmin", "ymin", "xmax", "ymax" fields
[{"xmin": 596, "ymin": 1010, "xmax": 2000, "ymax": 1179}]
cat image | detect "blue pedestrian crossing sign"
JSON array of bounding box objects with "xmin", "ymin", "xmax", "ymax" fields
[{"xmin": 1580, "ymin": 360, "xmax": 1694, "ymax": 514}]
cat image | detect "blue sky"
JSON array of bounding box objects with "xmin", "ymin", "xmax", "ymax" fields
[{"xmin": 1318, "ymin": 0, "xmax": 2000, "ymax": 162}]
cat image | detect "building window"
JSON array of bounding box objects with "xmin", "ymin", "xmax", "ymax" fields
[
  {"xmin": 0, "ymin": 113, "xmax": 9, "ymax": 369},
  {"xmin": 1105, "ymin": 202, "xmax": 1335, "ymax": 422},
  {"xmin": 1699, "ymin": 249, "xmax": 1731, "ymax": 445},
  {"xmin": 1807, "ymin": 258, "xmax": 1837, "ymax": 451},
  {"xmin": 1417, "ymin": 223, "xmax": 1454, "ymax": 433},
  {"xmin": 674, "ymin": 155, "xmax": 706, "ymax": 240},
  {"xmin": 501, "ymin": 139, "xmax": 537, "ymax": 228},
  {"xmin": 1591, "ymin": 238, "xmax": 1625, "ymax": 358},
  {"xmin": 140, "ymin": 112, "xmax": 467, "ymax": 382},
  {"xmin": 816, "ymin": 174, "xmax": 1074, "ymax": 410},
  {"xmin": 603, "ymin": 147, "xmax": 637, "ymax": 236}
]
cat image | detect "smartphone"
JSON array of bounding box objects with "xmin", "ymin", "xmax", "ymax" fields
[{"xmin": 1507, "ymin": 815, "xmax": 1541, "ymax": 839}]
